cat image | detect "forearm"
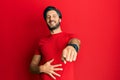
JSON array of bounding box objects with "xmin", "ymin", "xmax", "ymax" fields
[
  {"xmin": 30, "ymin": 55, "xmax": 41, "ymax": 74},
  {"xmin": 30, "ymin": 65, "xmax": 41, "ymax": 74},
  {"xmin": 62, "ymin": 38, "xmax": 81, "ymax": 63}
]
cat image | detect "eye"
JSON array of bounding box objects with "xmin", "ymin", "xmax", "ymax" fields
[
  {"xmin": 53, "ymin": 15, "xmax": 57, "ymax": 18},
  {"xmin": 46, "ymin": 16, "xmax": 50, "ymax": 19}
]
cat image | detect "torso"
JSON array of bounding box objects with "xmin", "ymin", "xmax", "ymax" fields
[{"xmin": 37, "ymin": 32, "xmax": 75, "ymax": 80}]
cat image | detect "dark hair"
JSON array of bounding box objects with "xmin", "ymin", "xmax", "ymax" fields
[{"xmin": 43, "ymin": 6, "xmax": 62, "ymax": 20}]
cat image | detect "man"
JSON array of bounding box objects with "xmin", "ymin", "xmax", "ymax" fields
[{"xmin": 30, "ymin": 6, "xmax": 81, "ymax": 80}]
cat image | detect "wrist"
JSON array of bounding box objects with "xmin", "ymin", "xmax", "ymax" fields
[
  {"xmin": 67, "ymin": 44, "xmax": 79, "ymax": 52},
  {"xmin": 39, "ymin": 65, "xmax": 44, "ymax": 73}
]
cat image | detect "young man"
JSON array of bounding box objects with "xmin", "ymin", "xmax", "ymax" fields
[{"xmin": 30, "ymin": 6, "xmax": 81, "ymax": 80}]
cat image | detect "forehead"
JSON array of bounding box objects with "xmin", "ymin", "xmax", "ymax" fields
[{"xmin": 46, "ymin": 10, "xmax": 58, "ymax": 16}]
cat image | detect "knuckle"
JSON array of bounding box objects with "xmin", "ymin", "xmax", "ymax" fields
[
  {"xmin": 72, "ymin": 51, "xmax": 75, "ymax": 55},
  {"xmin": 46, "ymin": 62, "xmax": 49, "ymax": 64},
  {"xmin": 68, "ymin": 48, "xmax": 71, "ymax": 51},
  {"xmin": 49, "ymin": 70, "xmax": 53, "ymax": 73},
  {"xmin": 63, "ymin": 49, "xmax": 67, "ymax": 53},
  {"xmin": 49, "ymin": 67, "xmax": 53, "ymax": 70}
]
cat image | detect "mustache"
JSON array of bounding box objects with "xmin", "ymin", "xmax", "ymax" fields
[
  {"xmin": 47, "ymin": 22, "xmax": 60, "ymax": 31},
  {"xmin": 49, "ymin": 20, "xmax": 56, "ymax": 23}
]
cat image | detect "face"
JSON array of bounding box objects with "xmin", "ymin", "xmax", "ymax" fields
[{"xmin": 46, "ymin": 10, "xmax": 61, "ymax": 31}]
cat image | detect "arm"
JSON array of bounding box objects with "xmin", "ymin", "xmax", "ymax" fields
[
  {"xmin": 30, "ymin": 55, "xmax": 41, "ymax": 74},
  {"xmin": 62, "ymin": 38, "xmax": 81, "ymax": 64},
  {"xmin": 30, "ymin": 54, "xmax": 63, "ymax": 79},
  {"xmin": 68, "ymin": 38, "xmax": 80, "ymax": 50}
]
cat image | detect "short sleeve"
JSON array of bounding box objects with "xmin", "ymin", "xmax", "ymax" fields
[
  {"xmin": 68, "ymin": 33, "xmax": 80, "ymax": 41},
  {"xmin": 34, "ymin": 44, "xmax": 41, "ymax": 55},
  {"xmin": 67, "ymin": 33, "xmax": 81, "ymax": 53}
]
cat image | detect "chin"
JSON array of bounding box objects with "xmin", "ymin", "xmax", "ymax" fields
[{"xmin": 50, "ymin": 25, "xmax": 55, "ymax": 28}]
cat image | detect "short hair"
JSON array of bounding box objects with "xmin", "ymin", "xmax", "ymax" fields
[{"xmin": 43, "ymin": 6, "xmax": 62, "ymax": 20}]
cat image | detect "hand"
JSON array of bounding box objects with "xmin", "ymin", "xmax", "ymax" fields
[
  {"xmin": 62, "ymin": 46, "xmax": 77, "ymax": 64},
  {"xmin": 39, "ymin": 59, "xmax": 63, "ymax": 80}
]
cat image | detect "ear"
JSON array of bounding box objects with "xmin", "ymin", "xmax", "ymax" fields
[{"xmin": 59, "ymin": 19, "xmax": 61, "ymax": 22}]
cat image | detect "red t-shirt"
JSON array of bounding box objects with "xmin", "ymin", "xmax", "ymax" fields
[{"xmin": 34, "ymin": 32, "xmax": 78, "ymax": 80}]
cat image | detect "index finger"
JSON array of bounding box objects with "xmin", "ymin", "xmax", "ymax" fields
[{"xmin": 61, "ymin": 57, "xmax": 67, "ymax": 64}]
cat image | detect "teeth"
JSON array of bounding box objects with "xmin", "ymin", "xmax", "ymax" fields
[{"xmin": 50, "ymin": 21, "xmax": 55, "ymax": 24}]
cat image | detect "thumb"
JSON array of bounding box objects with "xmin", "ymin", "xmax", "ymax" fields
[
  {"xmin": 48, "ymin": 59, "xmax": 54, "ymax": 64},
  {"xmin": 62, "ymin": 50, "xmax": 67, "ymax": 64},
  {"xmin": 61, "ymin": 57, "xmax": 67, "ymax": 64}
]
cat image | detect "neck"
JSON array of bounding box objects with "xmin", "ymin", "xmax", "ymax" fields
[{"xmin": 50, "ymin": 26, "xmax": 62, "ymax": 34}]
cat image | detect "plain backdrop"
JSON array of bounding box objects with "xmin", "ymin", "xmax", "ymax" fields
[{"xmin": 0, "ymin": 0, "xmax": 120, "ymax": 80}]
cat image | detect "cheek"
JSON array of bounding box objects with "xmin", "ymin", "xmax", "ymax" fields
[
  {"xmin": 57, "ymin": 19, "xmax": 61, "ymax": 23},
  {"xmin": 55, "ymin": 18, "xmax": 59, "ymax": 22},
  {"xmin": 46, "ymin": 20, "xmax": 49, "ymax": 23}
]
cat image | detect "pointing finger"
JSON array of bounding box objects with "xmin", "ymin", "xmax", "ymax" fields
[
  {"xmin": 62, "ymin": 49, "xmax": 67, "ymax": 58},
  {"xmin": 61, "ymin": 57, "xmax": 67, "ymax": 64},
  {"xmin": 69, "ymin": 51, "xmax": 74, "ymax": 62},
  {"xmin": 73, "ymin": 51, "xmax": 77, "ymax": 61},
  {"xmin": 66, "ymin": 49, "xmax": 71, "ymax": 61}
]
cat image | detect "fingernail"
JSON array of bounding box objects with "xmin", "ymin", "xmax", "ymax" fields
[
  {"xmin": 61, "ymin": 68, "xmax": 63, "ymax": 70},
  {"xmin": 64, "ymin": 61, "xmax": 66, "ymax": 64},
  {"xmin": 73, "ymin": 58, "xmax": 76, "ymax": 61},
  {"xmin": 66, "ymin": 59, "xmax": 69, "ymax": 61}
]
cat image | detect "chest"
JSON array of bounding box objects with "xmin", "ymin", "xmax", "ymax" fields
[{"xmin": 39, "ymin": 36, "xmax": 69, "ymax": 61}]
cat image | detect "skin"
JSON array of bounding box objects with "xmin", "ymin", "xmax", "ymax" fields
[{"xmin": 30, "ymin": 10, "xmax": 81, "ymax": 80}]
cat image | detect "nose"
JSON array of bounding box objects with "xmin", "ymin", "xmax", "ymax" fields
[{"xmin": 49, "ymin": 16, "xmax": 54, "ymax": 21}]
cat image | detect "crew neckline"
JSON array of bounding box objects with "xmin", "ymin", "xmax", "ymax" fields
[{"xmin": 50, "ymin": 31, "xmax": 64, "ymax": 36}]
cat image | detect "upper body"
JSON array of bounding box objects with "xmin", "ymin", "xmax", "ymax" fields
[
  {"xmin": 35, "ymin": 32, "xmax": 79, "ymax": 80},
  {"xmin": 30, "ymin": 6, "xmax": 81, "ymax": 80}
]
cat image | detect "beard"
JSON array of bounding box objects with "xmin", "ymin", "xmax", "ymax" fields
[{"xmin": 47, "ymin": 22, "xmax": 60, "ymax": 31}]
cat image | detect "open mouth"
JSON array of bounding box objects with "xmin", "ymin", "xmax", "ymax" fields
[{"xmin": 49, "ymin": 20, "xmax": 56, "ymax": 24}]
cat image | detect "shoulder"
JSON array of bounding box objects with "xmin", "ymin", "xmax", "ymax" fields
[
  {"xmin": 62, "ymin": 32, "xmax": 73, "ymax": 36},
  {"xmin": 64, "ymin": 32, "xmax": 80, "ymax": 40},
  {"xmin": 64, "ymin": 32, "xmax": 76, "ymax": 37}
]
